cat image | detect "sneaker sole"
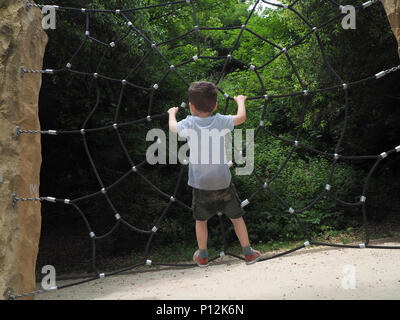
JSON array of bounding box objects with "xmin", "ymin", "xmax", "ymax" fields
[{"xmin": 196, "ymin": 262, "xmax": 209, "ymax": 268}]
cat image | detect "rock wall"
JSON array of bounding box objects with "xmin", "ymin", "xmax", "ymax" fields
[
  {"xmin": 0, "ymin": 0, "xmax": 47, "ymax": 299},
  {"xmin": 382, "ymin": 0, "xmax": 400, "ymax": 57}
]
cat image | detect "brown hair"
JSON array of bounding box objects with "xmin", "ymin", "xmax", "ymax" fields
[{"xmin": 188, "ymin": 81, "xmax": 218, "ymax": 113}]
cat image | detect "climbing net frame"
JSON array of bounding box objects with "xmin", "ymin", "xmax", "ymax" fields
[{"xmin": 9, "ymin": 0, "xmax": 400, "ymax": 299}]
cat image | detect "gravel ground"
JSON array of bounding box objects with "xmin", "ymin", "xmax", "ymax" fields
[{"xmin": 35, "ymin": 241, "xmax": 400, "ymax": 300}]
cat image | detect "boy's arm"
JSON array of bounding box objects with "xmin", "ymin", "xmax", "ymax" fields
[
  {"xmin": 232, "ymin": 95, "xmax": 247, "ymax": 126},
  {"xmin": 168, "ymin": 107, "xmax": 179, "ymax": 133}
]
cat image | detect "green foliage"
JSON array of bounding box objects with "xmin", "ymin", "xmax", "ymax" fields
[{"xmin": 230, "ymin": 134, "xmax": 363, "ymax": 242}]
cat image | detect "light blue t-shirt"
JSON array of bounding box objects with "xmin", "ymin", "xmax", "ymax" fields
[{"xmin": 177, "ymin": 113, "xmax": 234, "ymax": 191}]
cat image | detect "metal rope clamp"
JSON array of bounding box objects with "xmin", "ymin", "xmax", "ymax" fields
[
  {"xmin": 6, "ymin": 289, "xmax": 15, "ymax": 300},
  {"xmin": 241, "ymin": 199, "xmax": 250, "ymax": 208},
  {"xmin": 44, "ymin": 197, "xmax": 56, "ymax": 203},
  {"xmin": 362, "ymin": 1, "xmax": 377, "ymax": 9},
  {"xmin": 45, "ymin": 286, "xmax": 58, "ymax": 291}
]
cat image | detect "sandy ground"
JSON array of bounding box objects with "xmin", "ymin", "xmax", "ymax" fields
[{"xmin": 36, "ymin": 241, "xmax": 400, "ymax": 300}]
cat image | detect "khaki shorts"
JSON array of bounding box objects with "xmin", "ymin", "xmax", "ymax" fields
[{"xmin": 192, "ymin": 183, "xmax": 245, "ymax": 221}]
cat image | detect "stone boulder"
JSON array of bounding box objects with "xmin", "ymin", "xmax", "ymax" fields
[
  {"xmin": 382, "ymin": 0, "xmax": 400, "ymax": 57},
  {"xmin": 0, "ymin": 0, "xmax": 47, "ymax": 300}
]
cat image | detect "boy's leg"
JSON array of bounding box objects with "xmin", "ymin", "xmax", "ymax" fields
[
  {"xmin": 230, "ymin": 217, "xmax": 250, "ymax": 248},
  {"xmin": 195, "ymin": 220, "xmax": 208, "ymax": 251},
  {"xmin": 194, "ymin": 220, "xmax": 209, "ymax": 267}
]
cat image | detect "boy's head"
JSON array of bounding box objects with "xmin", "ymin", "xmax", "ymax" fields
[{"xmin": 188, "ymin": 81, "xmax": 218, "ymax": 115}]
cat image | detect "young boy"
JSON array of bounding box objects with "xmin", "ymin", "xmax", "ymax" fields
[{"xmin": 168, "ymin": 81, "xmax": 261, "ymax": 267}]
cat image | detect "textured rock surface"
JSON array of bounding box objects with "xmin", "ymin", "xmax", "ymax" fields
[
  {"xmin": 382, "ymin": 0, "xmax": 400, "ymax": 57},
  {"xmin": 0, "ymin": 0, "xmax": 47, "ymax": 299}
]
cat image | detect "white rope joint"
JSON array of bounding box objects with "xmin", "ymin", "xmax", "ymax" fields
[
  {"xmin": 241, "ymin": 199, "xmax": 250, "ymax": 208},
  {"xmin": 375, "ymin": 71, "xmax": 386, "ymax": 79},
  {"xmin": 45, "ymin": 197, "xmax": 56, "ymax": 203},
  {"xmin": 362, "ymin": 1, "xmax": 374, "ymax": 9},
  {"xmin": 46, "ymin": 286, "xmax": 58, "ymax": 291}
]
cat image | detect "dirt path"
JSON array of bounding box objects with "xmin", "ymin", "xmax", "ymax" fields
[{"xmin": 36, "ymin": 241, "xmax": 400, "ymax": 300}]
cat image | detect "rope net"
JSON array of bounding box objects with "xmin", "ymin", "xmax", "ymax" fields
[{"xmin": 11, "ymin": 0, "xmax": 400, "ymax": 299}]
